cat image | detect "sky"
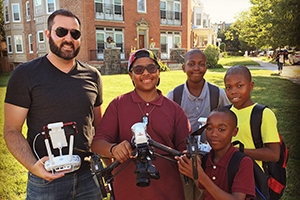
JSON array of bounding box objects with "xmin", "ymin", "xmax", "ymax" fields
[{"xmin": 202, "ymin": 0, "xmax": 252, "ymax": 23}]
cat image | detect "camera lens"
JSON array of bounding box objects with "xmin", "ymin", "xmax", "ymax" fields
[{"xmin": 136, "ymin": 171, "xmax": 150, "ymax": 187}]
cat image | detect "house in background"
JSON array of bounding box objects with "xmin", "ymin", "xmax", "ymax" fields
[
  {"xmin": 191, "ymin": 0, "xmax": 219, "ymax": 50},
  {"xmin": 2, "ymin": 0, "xmax": 219, "ymax": 70}
]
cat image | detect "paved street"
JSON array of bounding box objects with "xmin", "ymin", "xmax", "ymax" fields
[{"xmin": 249, "ymin": 57, "xmax": 300, "ymax": 85}]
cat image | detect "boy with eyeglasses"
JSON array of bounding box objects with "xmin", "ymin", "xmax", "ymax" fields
[
  {"xmin": 4, "ymin": 9, "xmax": 103, "ymax": 199},
  {"xmin": 92, "ymin": 49, "xmax": 191, "ymax": 200}
]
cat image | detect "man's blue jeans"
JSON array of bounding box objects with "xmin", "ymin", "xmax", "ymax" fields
[{"xmin": 26, "ymin": 168, "xmax": 101, "ymax": 200}]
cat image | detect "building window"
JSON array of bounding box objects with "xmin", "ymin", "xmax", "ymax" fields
[
  {"xmin": 138, "ymin": 0, "xmax": 146, "ymax": 13},
  {"xmin": 35, "ymin": 0, "xmax": 42, "ymax": 6},
  {"xmin": 160, "ymin": 1, "xmax": 166, "ymax": 19},
  {"xmin": 174, "ymin": 35, "xmax": 181, "ymax": 48},
  {"xmin": 196, "ymin": 13, "xmax": 201, "ymax": 26},
  {"xmin": 47, "ymin": 0, "xmax": 56, "ymax": 13},
  {"xmin": 174, "ymin": 2, "xmax": 180, "ymax": 20},
  {"xmin": 14, "ymin": 35, "xmax": 23, "ymax": 53},
  {"xmin": 114, "ymin": 0, "xmax": 122, "ymax": 15},
  {"xmin": 115, "ymin": 33, "xmax": 123, "ymax": 51},
  {"xmin": 96, "ymin": 28, "xmax": 124, "ymax": 53},
  {"xmin": 38, "ymin": 31, "xmax": 44, "ymax": 43},
  {"xmin": 28, "ymin": 34, "xmax": 33, "ymax": 53},
  {"xmin": 96, "ymin": 32, "xmax": 105, "ymax": 53},
  {"xmin": 160, "ymin": 0, "xmax": 182, "ymax": 25},
  {"xmin": 4, "ymin": 6, "xmax": 9, "ymax": 23},
  {"xmin": 12, "ymin": 3, "xmax": 21, "ymax": 22},
  {"xmin": 160, "ymin": 31, "xmax": 181, "ymax": 51},
  {"xmin": 95, "ymin": 0, "xmax": 103, "ymax": 14},
  {"xmin": 6, "ymin": 36, "xmax": 12, "ymax": 53},
  {"xmin": 26, "ymin": 1, "xmax": 30, "ymax": 21}
]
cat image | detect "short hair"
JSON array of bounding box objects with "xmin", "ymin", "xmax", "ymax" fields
[
  {"xmin": 184, "ymin": 49, "xmax": 206, "ymax": 61},
  {"xmin": 210, "ymin": 107, "xmax": 238, "ymax": 127},
  {"xmin": 224, "ymin": 65, "xmax": 252, "ymax": 82},
  {"xmin": 47, "ymin": 9, "xmax": 81, "ymax": 31}
]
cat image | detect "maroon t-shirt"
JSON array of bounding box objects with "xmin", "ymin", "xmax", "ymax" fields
[
  {"xmin": 94, "ymin": 89, "xmax": 191, "ymax": 200},
  {"xmin": 199, "ymin": 145, "xmax": 256, "ymax": 199}
]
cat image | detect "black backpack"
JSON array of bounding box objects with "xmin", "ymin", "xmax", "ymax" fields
[
  {"xmin": 172, "ymin": 82, "xmax": 219, "ymax": 111},
  {"xmin": 250, "ymin": 104, "xmax": 288, "ymax": 199},
  {"xmin": 202, "ymin": 141, "xmax": 270, "ymax": 200},
  {"xmin": 225, "ymin": 104, "xmax": 289, "ymax": 199}
]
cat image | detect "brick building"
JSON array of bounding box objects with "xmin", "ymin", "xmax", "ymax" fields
[{"xmin": 2, "ymin": 0, "xmax": 218, "ymax": 70}]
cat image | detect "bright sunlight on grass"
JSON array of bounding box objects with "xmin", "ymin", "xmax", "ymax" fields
[{"xmin": 218, "ymin": 56, "xmax": 259, "ymax": 66}]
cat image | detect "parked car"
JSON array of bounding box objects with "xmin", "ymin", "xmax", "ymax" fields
[{"xmin": 289, "ymin": 51, "xmax": 300, "ymax": 65}]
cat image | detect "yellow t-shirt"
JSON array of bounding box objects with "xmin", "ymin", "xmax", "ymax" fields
[{"xmin": 231, "ymin": 104, "xmax": 280, "ymax": 169}]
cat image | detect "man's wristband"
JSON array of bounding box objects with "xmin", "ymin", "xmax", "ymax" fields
[{"xmin": 109, "ymin": 144, "xmax": 118, "ymax": 157}]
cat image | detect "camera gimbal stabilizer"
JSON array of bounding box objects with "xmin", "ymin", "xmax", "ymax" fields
[
  {"xmin": 90, "ymin": 122, "xmax": 184, "ymax": 199},
  {"xmin": 91, "ymin": 122, "xmax": 209, "ymax": 199},
  {"xmin": 186, "ymin": 123, "xmax": 208, "ymax": 180}
]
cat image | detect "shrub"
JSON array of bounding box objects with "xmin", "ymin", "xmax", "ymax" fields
[
  {"xmin": 220, "ymin": 42, "xmax": 226, "ymax": 52},
  {"xmin": 204, "ymin": 44, "xmax": 220, "ymax": 68},
  {"xmin": 215, "ymin": 63, "xmax": 223, "ymax": 68}
]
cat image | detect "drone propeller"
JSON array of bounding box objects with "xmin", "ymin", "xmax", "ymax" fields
[{"xmin": 190, "ymin": 123, "xmax": 208, "ymax": 136}]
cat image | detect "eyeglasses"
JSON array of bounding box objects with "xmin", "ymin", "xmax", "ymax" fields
[
  {"xmin": 131, "ymin": 64, "xmax": 159, "ymax": 74},
  {"xmin": 54, "ymin": 27, "xmax": 81, "ymax": 40}
]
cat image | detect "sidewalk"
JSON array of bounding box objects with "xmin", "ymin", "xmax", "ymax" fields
[{"xmin": 248, "ymin": 57, "xmax": 300, "ymax": 85}]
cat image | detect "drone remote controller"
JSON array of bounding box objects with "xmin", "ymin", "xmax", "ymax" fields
[{"xmin": 43, "ymin": 122, "xmax": 81, "ymax": 173}]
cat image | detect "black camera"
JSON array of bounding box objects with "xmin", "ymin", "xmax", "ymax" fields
[{"xmin": 131, "ymin": 123, "xmax": 160, "ymax": 187}]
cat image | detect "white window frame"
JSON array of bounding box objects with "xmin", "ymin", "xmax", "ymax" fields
[
  {"xmin": 174, "ymin": 35, "xmax": 181, "ymax": 47},
  {"xmin": 28, "ymin": 34, "xmax": 33, "ymax": 53},
  {"xmin": 35, "ymin": 0, "xmax": 42, "ymax": 6},
  {"xmin": 46, "ymin": 0, "xmax": 56, "ymax": 14},
  {"xmin": 26, "ymin": 1, "xmax": 30, "ymax": 21},
  {"xmin": 4, "ymin": 5, "xmax": 10, "ymax": 23},
  {"xmin": 37, "ymin": 31, "xmax": 44, "ymax": 43},
  {"xmin": 196, "ymin": 13, "xmax": 201, "ymax": 26},
  {"xmin": 14, "ymin": 35, "xmax": 23, "ymax": 53},
  {"xmin": 12, "ymin": 3, "xmax": 21, "ymax": 22},
  {"xmin": 6, "ymin": 36, "xmax": 12, "ymax": 54},
  {"xmin": 95, "ymin": 0, "xmax": 103, "ymax": 15},
  {"xmin": 137, "ymin": 0, "xmax": 146, "ymax": 13}
]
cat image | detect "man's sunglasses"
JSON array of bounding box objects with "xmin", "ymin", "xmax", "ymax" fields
[
  {"xmin": 131, "ymin": 64, "xmax": 159, "ymax": 74},
  {"xmin": 54, "ymin": 27, "xmax": 81, "ymax": 40}
]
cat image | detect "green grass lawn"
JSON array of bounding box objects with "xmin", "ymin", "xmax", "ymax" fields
[
  {"xmin": 218, "ymin": 56, "xmax": 260, "ymax": 66},
  {"xmin": 1, "ymin": 59, "xmax": 300, "ymax": 199}
]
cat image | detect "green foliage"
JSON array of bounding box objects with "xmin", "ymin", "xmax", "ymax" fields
[
  {"xmin": 203, "ymin": 44, "xmax": 220, "ymax": 68},
  {"xmin": 219, "ymin": 42, "xmax": 226, "ymax": 52},
  {"xmin": 214, "ymin": 64, "xmax": 223, "ymax": 68},
  {"xmin": 230, "ymin": 0, "xmax": 300, "ymax": 50}
]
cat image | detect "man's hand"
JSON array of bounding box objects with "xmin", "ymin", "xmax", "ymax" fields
[{"xmin": 30, "ymin": 156, "xmax": 65, "ymax": 182}]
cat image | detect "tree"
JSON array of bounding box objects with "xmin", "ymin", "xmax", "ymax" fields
[
  {"xmin": 231, "ymin": 0, "xmax": 300, "ymax": 50},
  {"xmin": 204, "ymin": 44, "xmax": 220, "ymax": 68}
]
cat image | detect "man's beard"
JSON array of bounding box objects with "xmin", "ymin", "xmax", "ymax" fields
[{"xmin": 49, "ymin": 36, "xmax": 80, "ymax": 60}]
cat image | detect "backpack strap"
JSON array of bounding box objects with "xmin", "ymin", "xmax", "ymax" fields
[
  {"xmin": 250, "ymin": 104, "xmax": 267, "ymax": 149},
  {"xmin": 228, "ymin": 151, "xmax": 245, "ymax": 191},
  {"xmin": 202, "ymin": 141, "xmax": 246, "ymax": 191},
  {"xmin": 207, "ymin": 82, "xmax": 219, "ymax": 111},
  {"xmin": 173, "ymin": 84, "xmax": 184, "ymax": 106},
  {"xmin": 224, "ymin": 104, "xmax": 232, "ymax": 109},
  {"xmin": 173, "ymin": 82, "xmax": 219, "ymax": 111}
]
